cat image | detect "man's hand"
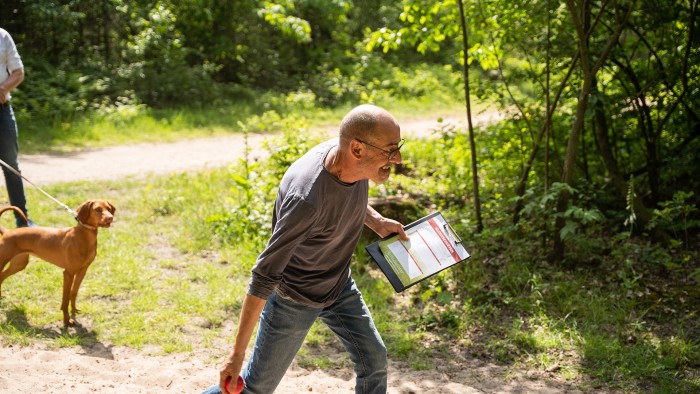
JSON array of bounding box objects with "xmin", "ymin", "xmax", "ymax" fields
[
  {"xmin": 0, "ymin": 69, "xmax": 24, "ymax": 104},
  {"xmin": 377, "ymin": 216, "xmax": 408, "ymax": 240},
  {"xmin": 365, "ymin": 205, "xmax": 409, "ymax": 240},
  {"xmin": 217, "ymin": 294, "xmax": 267, "ymax": 393},
  {"xmin": 218, "ymin": 351, "xmax": 245, "ymax": 393}
]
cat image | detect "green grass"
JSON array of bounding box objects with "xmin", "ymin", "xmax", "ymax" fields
[
  {"xmin": 2, "ymin": 165, "xmax": 698, "ymax": 393},
  {"xmin": 18, "ymin": 92, "xmax": 471, "ymax": 154},
  {"xmin": 1, "ymin": 94, "xmax": 698, "ymax": 393},
  {"xmin": 0, "ymin": 171, "xmax": 241, "ymax": 352},
  {"xmin": 20, "ymin": 104, "xmax": 250, "ymax": 153}
]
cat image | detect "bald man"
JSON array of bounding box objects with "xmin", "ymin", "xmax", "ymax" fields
[{"xmin": 204, "ymin": 104, "xmax": 408, "ymax": 394}]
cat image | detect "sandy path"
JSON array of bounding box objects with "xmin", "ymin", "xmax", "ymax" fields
[
  {"xmin": 18, "ymin": 134, "xmax": 268, "ymax": 185},
  {"xmin": 0, "ymin": 342, "xmax": 581, "ymax": 394},
  {"xmin": 1, "ymin": 111, "xmax": 591, "ymax": 393},
  {"xmin": 17, "ymin": 115, "xmax": 484, "ymax": 186}
]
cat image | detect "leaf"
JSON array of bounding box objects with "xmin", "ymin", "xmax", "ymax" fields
[
  {"xmin": 560, "ymin": 222, "xmax": 578, "ymax": 241},
  {"xmin": 437, "ymin": 291, "xmax": 453, "ymax": 305},
  {"xmin": 231, "ymin": 174, "xmax": 250, "ymax": 189}
]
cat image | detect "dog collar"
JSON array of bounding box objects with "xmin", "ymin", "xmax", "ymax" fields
[{"xmin": 77, "ymin": 220, "xmax": 97, "ymax": 231}]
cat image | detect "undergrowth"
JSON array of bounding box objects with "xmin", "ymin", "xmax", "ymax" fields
[{"xmin": 0, "ymin": 104, "xmax": 698, "ymax": 393}]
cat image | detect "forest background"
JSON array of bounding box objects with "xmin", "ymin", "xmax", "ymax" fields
[{"xmin": 0, "ymin": 1, "xmax": 698, "ymax": 393}]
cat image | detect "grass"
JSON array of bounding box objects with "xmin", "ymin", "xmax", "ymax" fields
[
  {"xmin": 18, "ymin": 92, "xmax": 471, "ymax": 153},
  {"xmin": 0, "ymin": 163, "xmax": 433, "ymax": 363},
  {"xmin": 0, "ymin": 171, "xmax": 242, "ymax": 352},
  {"xmin": 1, "ymin": 95, "xmax": 698, "ymax": 393},
  {"xmin": 20, "ymin": 102, "xmax": 260, "ymax": 153}
]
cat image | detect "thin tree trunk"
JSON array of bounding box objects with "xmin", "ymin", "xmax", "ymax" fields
[
  {"xmin": 458, "ymin": 0, "xmax": 483, "ymax": 232},
  {"xmin": 591, "ymin": 79, "xmax": 654, "ymax": 228},
  {"xmin": 552, "ymin": 0, "xmax": 634, "ymax": 261},
  {"xmin": 545, "ymin": 0, "xmax": 552, "ymax": 194},
  {"xmin": 512, "ymin": 54, "xmax": 578, "ymax": 224}
]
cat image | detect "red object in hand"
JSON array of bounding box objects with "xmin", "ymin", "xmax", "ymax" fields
[{"xmin": 225, "ymin": 375, "xmax": 245, "ymax": 394}]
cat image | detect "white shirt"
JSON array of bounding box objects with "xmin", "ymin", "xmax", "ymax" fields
[{"xmin": 0, "ymin": 28, "xmax": 24, "ymax": 100}]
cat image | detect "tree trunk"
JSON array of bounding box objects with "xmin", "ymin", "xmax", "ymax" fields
[
  {"xmin": 553, "ymin": 0, "xmax": 634, "ymax": 261},
  {"xmin": 512, "ymin": 54, "xmax": 578, "ymax": 224},
  {"xmin": 458, "ymin": 0, "xmax": 483, "ymax": 233},
  {"xmin": 591, "ymin": 78, "xmax": 654, "ymax": 228}
]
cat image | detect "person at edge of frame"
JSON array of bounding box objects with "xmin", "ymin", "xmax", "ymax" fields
[{"xmin": 0, "ymin": 27, "xmax": 35, "ymax": 228}]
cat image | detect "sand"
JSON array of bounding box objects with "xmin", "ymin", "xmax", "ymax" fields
[{"xmin": 0, "ymin": 341, "xmax": 583, "ymax": 393}]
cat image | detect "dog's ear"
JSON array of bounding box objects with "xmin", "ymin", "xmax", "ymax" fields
[
  {"xmin": 76, "ymin": 201, "xmax": 94, "ymax": 224},
  {"xmin": 105, "ymin": 200, "xmax": 116, "ymax": 214}
]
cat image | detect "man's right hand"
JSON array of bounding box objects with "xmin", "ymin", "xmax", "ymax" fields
[
  {"xmin": 217, "ymin": 293, "xmax": 267, "ymax": 393},
  {"xmin": 218, "ymin": 351, "xmax": 245, "ymax": 393}
]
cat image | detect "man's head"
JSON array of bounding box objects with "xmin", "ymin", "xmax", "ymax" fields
[{"xmin": 337, "ymin": 104, "xmax": 403, "ymax": 184}]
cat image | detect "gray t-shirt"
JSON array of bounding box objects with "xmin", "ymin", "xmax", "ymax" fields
[{"xmin": 248, "ymin": 139, "xmax": 369, "ymax": 307}]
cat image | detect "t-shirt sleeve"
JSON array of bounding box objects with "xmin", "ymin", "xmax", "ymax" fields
[
  {"xmin": 3, "ymin": 32, "xmax": 23, "ymax": 73},
  {"xmin": 248, "ymin": 194, "xmax": 317, "ymax": 300}
]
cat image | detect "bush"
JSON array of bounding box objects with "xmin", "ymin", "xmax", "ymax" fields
[{"xmin": 206, "ymin": 113, "xmax": 326, "ymax": 248}]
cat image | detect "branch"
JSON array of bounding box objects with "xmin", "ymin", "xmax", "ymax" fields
[{"xmin": 591, "ymin": 1, "xmax": 636, "ymax": 74}]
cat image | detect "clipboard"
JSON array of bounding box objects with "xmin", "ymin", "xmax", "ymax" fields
[{"xmin": 366, "ymin": 211, "xmax": 470, "ymax": 292}]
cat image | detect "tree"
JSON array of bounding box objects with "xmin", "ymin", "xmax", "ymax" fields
[
  {"xmin": 366, "ymin": 0, "xmax": 484, "ymax": 232},
  {"xmin": 551, "ymin": 0, "xmax": 634, "ymax": 260},
  {"xmin": 457, "ymin": 0, "xmax": 483, "ymax": 232}
]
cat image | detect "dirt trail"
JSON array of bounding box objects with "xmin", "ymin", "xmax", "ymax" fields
[
  {"xmin": 0, "ymin": 341, "xmax": 584, "ymax": 393},
  {"xmin": 17, "ymin": 114, "xmax": 496, "ymax": 185}
]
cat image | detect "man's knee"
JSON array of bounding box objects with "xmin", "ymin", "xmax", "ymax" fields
[{"xmin": 363, "ymin": 342, "xmax": 388, "ymax": 372}]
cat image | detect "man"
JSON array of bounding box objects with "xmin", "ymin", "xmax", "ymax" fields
[
  {"xmin": 0, "ymin": 28, "xmax": 33, "ymax": 227},
  {"xmin": 204, "ymin": 104, "xmax": 408, "ymax": 394}
]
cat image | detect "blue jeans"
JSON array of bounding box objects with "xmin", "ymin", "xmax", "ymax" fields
[
  {"xmin": 203, "ymin": 277, "xmax": 388, "ymax": 394},
  {"xmin": 0, "ymin": 103, "xmax": 28, "ymax": 224}
]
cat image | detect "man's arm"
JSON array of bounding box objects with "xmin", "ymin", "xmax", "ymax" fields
[
  {"xmin": 365, "ymin": 205, "xmax": 409, "ymax": 240},
  {"xmin": 0, "ymin": 68, "xmax": 24, "ymax": 104},
  {"xmin": 218, "ymin": 293, "xmax": 267, "ymax": 392}
]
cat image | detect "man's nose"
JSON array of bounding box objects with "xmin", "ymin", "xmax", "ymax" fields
[{"xmin": 390, "ymin": 151, "xmax": 402, "ymax": 165}]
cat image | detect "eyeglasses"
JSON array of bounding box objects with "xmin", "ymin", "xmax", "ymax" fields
[{"xmin": 356, "ymin": 138, "xmax": 405, "ymax": 161}]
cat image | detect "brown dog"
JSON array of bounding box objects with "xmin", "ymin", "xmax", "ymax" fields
[{"xmin": 0, "ymin": 199, "xmax": 115, "ymax": 326}]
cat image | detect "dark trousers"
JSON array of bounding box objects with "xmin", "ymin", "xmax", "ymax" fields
[{"xmin": 0, "ymin": 102, "xmax": 28, "ymax": 222}]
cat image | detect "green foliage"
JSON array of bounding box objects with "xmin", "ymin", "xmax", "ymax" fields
[
  {"xmin": 520, "ymin": 182, "xmax": 605, "ymax": 241},
  {"xmin": 650, "ymin": 191, "xmax": 700, "ymax": 247},
  {"xmin": 125, "ymin": 4, "xmax": 221, "ymax": 107},
  {"xmin": 205, "ymin": 112, "xmax": 326, "ymax": 249},
  {"xmin": 8, "ymin": 0, "xmax": 449, "ymax": 121},
  {"xmin": 366, "ymin": 1, "xmax": 460, "ymax": 55},
  {"xmin": 379, "ymin": 122, "xmax": 473, "ymax": 211},
  {"xmin": 258, "ymin": 1, "xmax": 312, "ymax": 43},
  {"xmin": 3, "ymin": 0, "xmax": 700, "ymax": 390}
]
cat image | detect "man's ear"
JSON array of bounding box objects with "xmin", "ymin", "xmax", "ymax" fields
[{"xmin": 350, "ymin": 139, "xmax": 363, "ymax": 159}]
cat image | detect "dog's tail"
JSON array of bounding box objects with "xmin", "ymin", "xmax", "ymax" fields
[{"xmin": 0, "ymin": 206, "xmax": 27, "ymax": 235}]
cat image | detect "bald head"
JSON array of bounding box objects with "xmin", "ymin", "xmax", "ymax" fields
[
  {"xmin": 339, "ymin": 104, "xmax": 399, "ymax": 147},
  {"xmin": 326, "ymin": 104, "xmax": 402, "ymax": 183}
]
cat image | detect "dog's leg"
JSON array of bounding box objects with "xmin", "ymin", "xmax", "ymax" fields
[
  {"xmin": 61, "ymin": 270, "xmax": 76, "ymax": 326},
  {"xmin": 0, "ymin": 258, "xmax": 8, "ymax": 275},
  {"xmin": 0, "ymin": 258, "xmax": 8, "ymax": 297},
  {"xmin": 69, "ymin": 266, "xmax": 90, "ymax": 318},
  {"xmin": 0, "ymin": 254, "xmax": 30, "ymax": 297}
]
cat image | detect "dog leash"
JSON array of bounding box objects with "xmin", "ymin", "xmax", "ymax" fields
[{"xmin": 0, "ymin": 157, "xmax": 78, "ymax": 218}]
